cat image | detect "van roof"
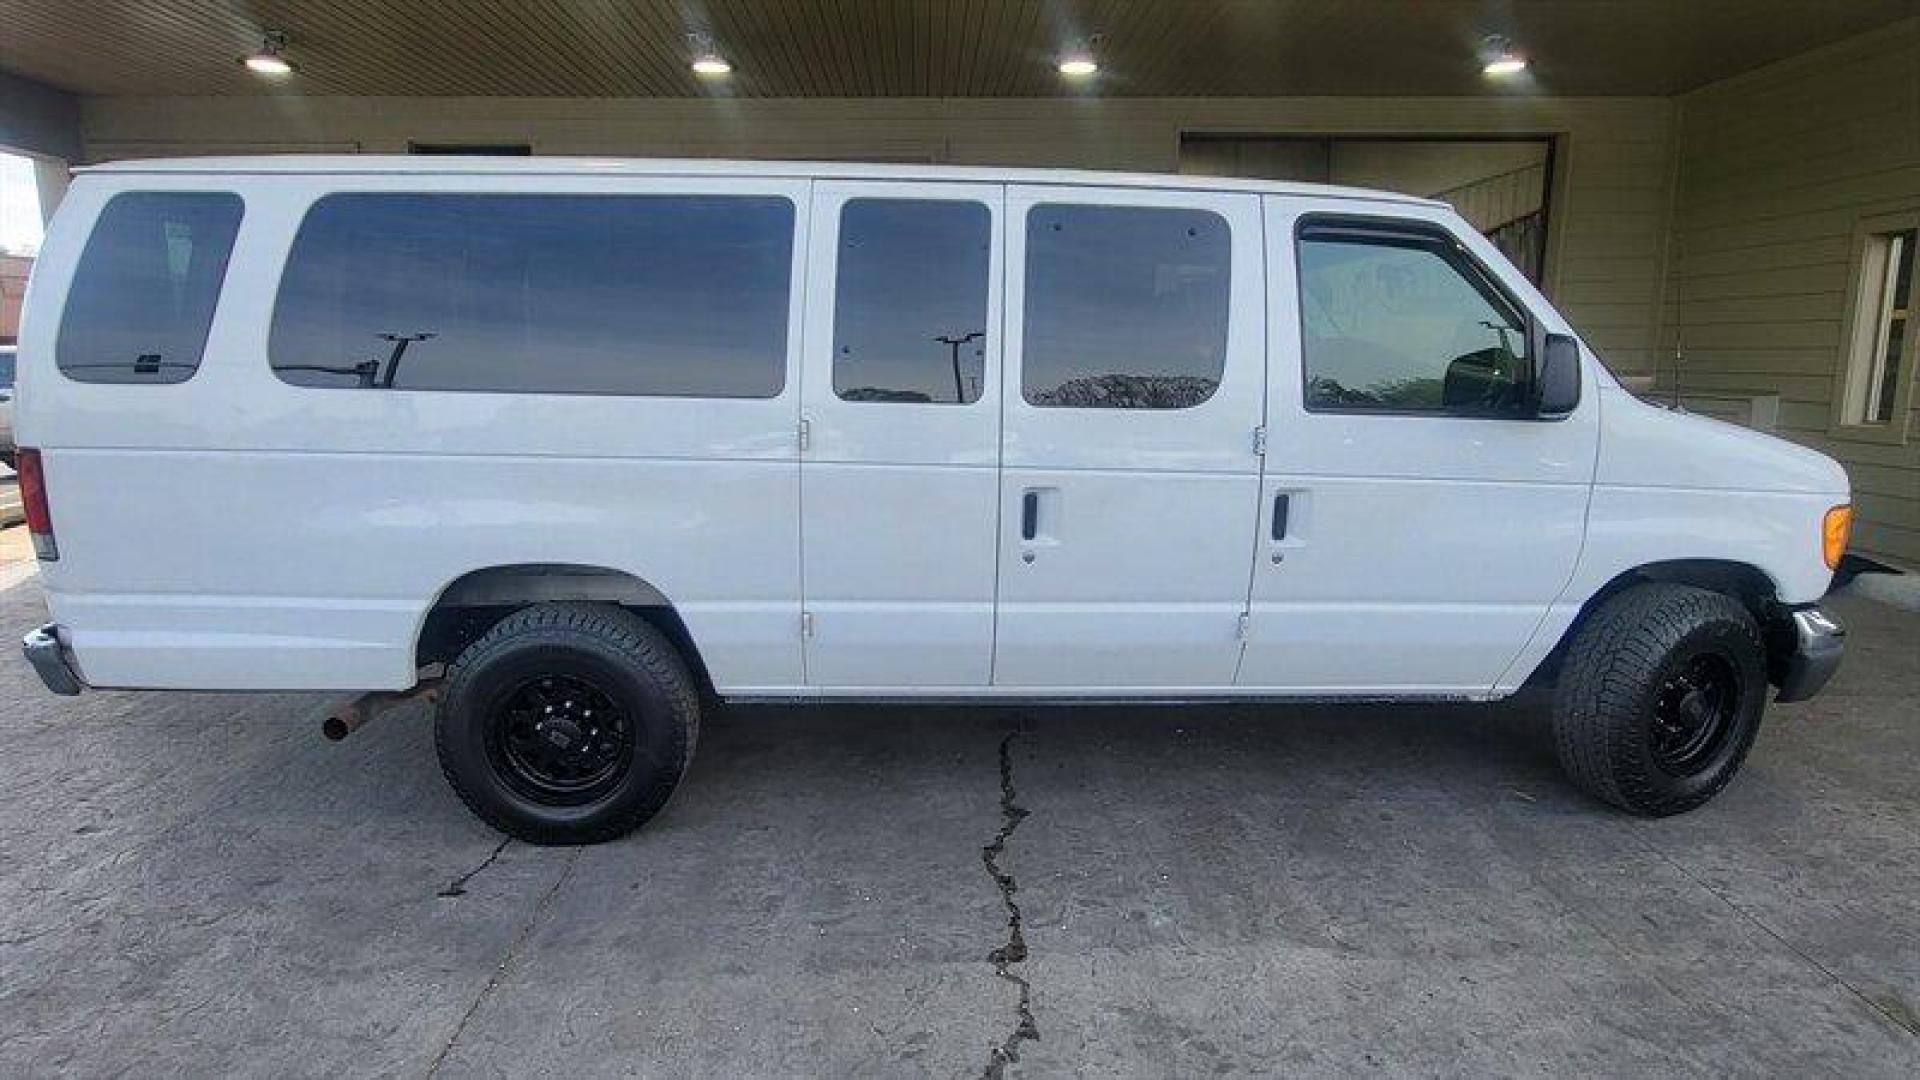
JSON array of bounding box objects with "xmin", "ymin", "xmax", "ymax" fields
[{"xmin": 82, "ymin": 155, "xmax": 1446, "ymax": 208}]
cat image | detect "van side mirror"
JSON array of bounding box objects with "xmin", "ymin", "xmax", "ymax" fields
[{"xmin": 1534, "ymin": 332, "xmax": 1581, "ymax": 418}]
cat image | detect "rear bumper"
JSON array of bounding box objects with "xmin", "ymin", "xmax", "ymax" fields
[
  {"xmin": 1775, "ymin": 606, "xmax": 1845, "ymax": 704},
  {"xmin": 22, "ymin": 623, "xmax": 83, "ymax": 696}
]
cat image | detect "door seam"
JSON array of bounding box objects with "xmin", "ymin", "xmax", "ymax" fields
[{"xmin": 1231, "ymin": 194, "xmax": 1275, "ymax": 686}]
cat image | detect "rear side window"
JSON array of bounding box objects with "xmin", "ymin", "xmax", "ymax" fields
[
  {"xmin": 1022, "ymin": 204, "xmax": 1230, "ymax": 409},
  {"xmin": 57, "ymin": 192, "xmax": 243, "ymax": 384},
  {"xmin": 270, "ymin": 193, "xmax": 795, "ymax": 398},
  {"xmin": 833, "ymin": 199, "xmax": 991, "ymax": 404}
]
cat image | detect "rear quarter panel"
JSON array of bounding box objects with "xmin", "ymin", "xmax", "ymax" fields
[{"xmin": 21, "ymin": 172, "xmax": 811, "ymax": 692}]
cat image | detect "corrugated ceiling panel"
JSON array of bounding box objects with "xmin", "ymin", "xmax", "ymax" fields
[{"xmin": 2, "ymin": 1, "xmax": 1915, "ymax": 98}]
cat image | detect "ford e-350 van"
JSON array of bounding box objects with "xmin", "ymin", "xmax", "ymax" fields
[{"xmin": 14, "ymin": 157, "xmax": 1850, "ymax": 844}]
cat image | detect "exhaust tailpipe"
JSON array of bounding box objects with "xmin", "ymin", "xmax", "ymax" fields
[{"xmin": 324, "ymin": 681, "xmax": 442, "ymax": 742}]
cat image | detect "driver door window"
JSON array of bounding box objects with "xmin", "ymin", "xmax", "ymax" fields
[{"xmin": 1298, "ymin": 228, "xmax": 1527, "ymax": 416}]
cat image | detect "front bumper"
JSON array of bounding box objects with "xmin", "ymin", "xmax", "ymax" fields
[
  {"xmin": 22, "ymin": 623, "xmax": 83, "ymax": 696},
  {"xmin": 1775, "ymin": 606, "xmax": 1845, "ymax": 703}
]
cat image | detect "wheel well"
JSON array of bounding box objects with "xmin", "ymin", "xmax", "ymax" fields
[
  {"xmin": 1528, "ymin": 559, "xmax": 1787, "ymax": 688},
  {"xmin": 415, "ymin": 565, "xmax": 715, "ymax": 698}
]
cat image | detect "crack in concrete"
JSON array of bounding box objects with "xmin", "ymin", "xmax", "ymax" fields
[
  {"xmin": 425, "ymin": 850, "xmax": 579, "ymax": 1078},
  {"xmin": 981, "ymin": 728, "xmax": 1039, "ymax": 1079},
  {"xmin": 438, "ymin": 838, "xmax": 511, "ymax": 898},
  {"xmin": 1636, "ymin": 833, "xmax": 1920, "ymax": 1038}
]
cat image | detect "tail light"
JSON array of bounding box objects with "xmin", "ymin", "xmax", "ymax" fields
[
  {"xmin": 1822, "ymin": 504, "xmax": 1852, "ymax": 572},
  {"xmin": 16, "ymin": 448, "xmax": 58, "ymax": 561}
]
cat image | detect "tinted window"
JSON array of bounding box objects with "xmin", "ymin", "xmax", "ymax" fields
[
  {"xmin": 271, "ymin": 194, "xmax": 795, "ymax": 397},
  {"xmin": 1022, "ymin": 204, "xmax": 1230, "ymax": 409},
  {"xmin": 57, "ymin": 192, "xmax": 243, "ymax": 384},
  {"xmin": 833, "ymin": 199, "xmax": 991, "ymax": 404},
  {"xmin": 1299, "ymin": 228, "xmax": 1528, "ymax": 415},
  {"xmin": 0, "ymin": 349, "xmax": 14, "ymax": 387}
]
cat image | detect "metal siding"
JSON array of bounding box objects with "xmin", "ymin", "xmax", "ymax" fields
[{"xmin": 1665, "ymin": 20, "xmax": 1920, "ymax": 564}]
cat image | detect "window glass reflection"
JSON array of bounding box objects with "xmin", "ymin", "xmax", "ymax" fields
[
  {"xmin": 1022, "ymin": 204, "xmax": 1230, "ymax": 409},
  {"xmin": 1299, "ymin": 235, "xmax": 1526, "ymax": 414},
  {"xmin": 58, "ymin": 192, "xmax": 243, "ymax": 384},
  {"xmin": 833, "ymin": 199, "xmax": 990, "ymax": 404},
  {"xmin": 271, "ymin": 194, "xmax": 795, "ymax": 398}
]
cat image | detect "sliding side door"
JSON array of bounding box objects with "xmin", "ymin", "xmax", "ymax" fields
[{"xmin": 992, "ymin": 186, "xmax": 1266, "ymax": 690}]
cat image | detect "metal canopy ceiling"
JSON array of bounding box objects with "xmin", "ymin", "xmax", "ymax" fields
[{"xmin": 3, "ymin": 1, "xmax": 1916, "ymax": 98}]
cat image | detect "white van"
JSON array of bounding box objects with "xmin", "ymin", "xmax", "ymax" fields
[{"xmin": 15, "ymin": 157, "xmax": 1850, "ymax": 844}]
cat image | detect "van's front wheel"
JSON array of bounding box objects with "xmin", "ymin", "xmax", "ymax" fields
[
  {"xmin": 1553, "ymin": 583, "xmax": 1768, "ymax": 816},
  {"xmin": 435, "ymin": 603, "xmax": 699, "ymax": 845}
]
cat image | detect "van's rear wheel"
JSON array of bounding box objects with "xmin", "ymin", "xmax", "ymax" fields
[
  {"xmin": 436, "ymin": 602, "xmax": 699, "ymax": 845},
  {"xmin": 1552, "ymin": 583, "xmax": 1767, "ymax": 816}
]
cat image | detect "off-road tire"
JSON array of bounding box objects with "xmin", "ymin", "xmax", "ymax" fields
[
  {"xmin": 436, "ymin": 602, "xmax": 699, "ymax": 845},
  {"xmin": 1553, "ymin": 583, "xmax": 1768, "ymax": 816}
]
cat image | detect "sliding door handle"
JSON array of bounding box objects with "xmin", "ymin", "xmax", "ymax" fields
[
  {"xmin": 1021, "ymin": 491, "xmax": 1039, "ymax": 541},
  {"xmin": 1271, "ymin": 492, "xmax": 1290, "ymax": 541}
]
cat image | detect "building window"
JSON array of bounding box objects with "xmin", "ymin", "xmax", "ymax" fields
[
  {"xmin": 270, "ymin": 193, "xmax": 795, "ymax": 398},
  {"xmin": 1838, "ymin": 220, "xmax": 1917, "ymax": 430},
  {"xmin": 407, "ymin": 143, "xmax": 532, "ymax": 156}
]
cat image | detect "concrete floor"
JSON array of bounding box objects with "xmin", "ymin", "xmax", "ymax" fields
[
  {"xmin": 0, "ymin": 520, "xmax": 31, "ymax": 589},
  {"xmin": 1, "ymin": 557, "xmax": 1916, "ymax": 1077},
  {"xmin": 0, "ymin": 473, "xmax": 20, "ymax": 532}
]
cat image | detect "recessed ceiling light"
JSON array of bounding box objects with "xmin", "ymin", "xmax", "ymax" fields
[
  {"xmin": 242, "ymin": 31, "xmax": 295, "ymax": 77},
  {"xmin": 1480, "ymin": 35, "xmax": 1528, "ymax": 77},
  {"xmin": 1058, "ymin": 33, "xmax": 1102, "ymax": 78},
  {"xmin": 689, "ymin": 32, "xmax": 731, "ymax": 77}
]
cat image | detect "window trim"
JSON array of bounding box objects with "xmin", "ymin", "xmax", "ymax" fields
[
  {"xmin": 55, "ymin": 190, "xmax": 246, "ymax": 388},
  {"xmin": 265, "ymin": 190, "xmax": 798, "ymax": 400},
  {"xmin": 1828, "ymin": 208, "xmax": 1919, "ymax": 445},
  {"xmin": 1293, "ymin": 212, "xmax": 1540, "ymax": 420},
  {"xmin": 1019, "ymin": 201, "xmax": 1233, "ymax": 411}
]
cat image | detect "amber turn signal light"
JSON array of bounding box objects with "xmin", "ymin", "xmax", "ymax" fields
[{"xmin": 1822, "ymin": 505, "xmax": 1852, "ymax": 571}]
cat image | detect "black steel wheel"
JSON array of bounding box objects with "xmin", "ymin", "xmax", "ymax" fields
[
  {"xmin": 436, "ymin": 602, "xmax": 699, "ymax": 845},
  {"xmin": 1649, "ymin": 653, "xmax": 1743, "ymax": 776},
  {"xmin": 487, "ymin": 673, "xmax": 634, "ymax": 805},
  {"xmin": 1553, "ymin": 583, "xmax": 1769, "ymax": 816}
]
